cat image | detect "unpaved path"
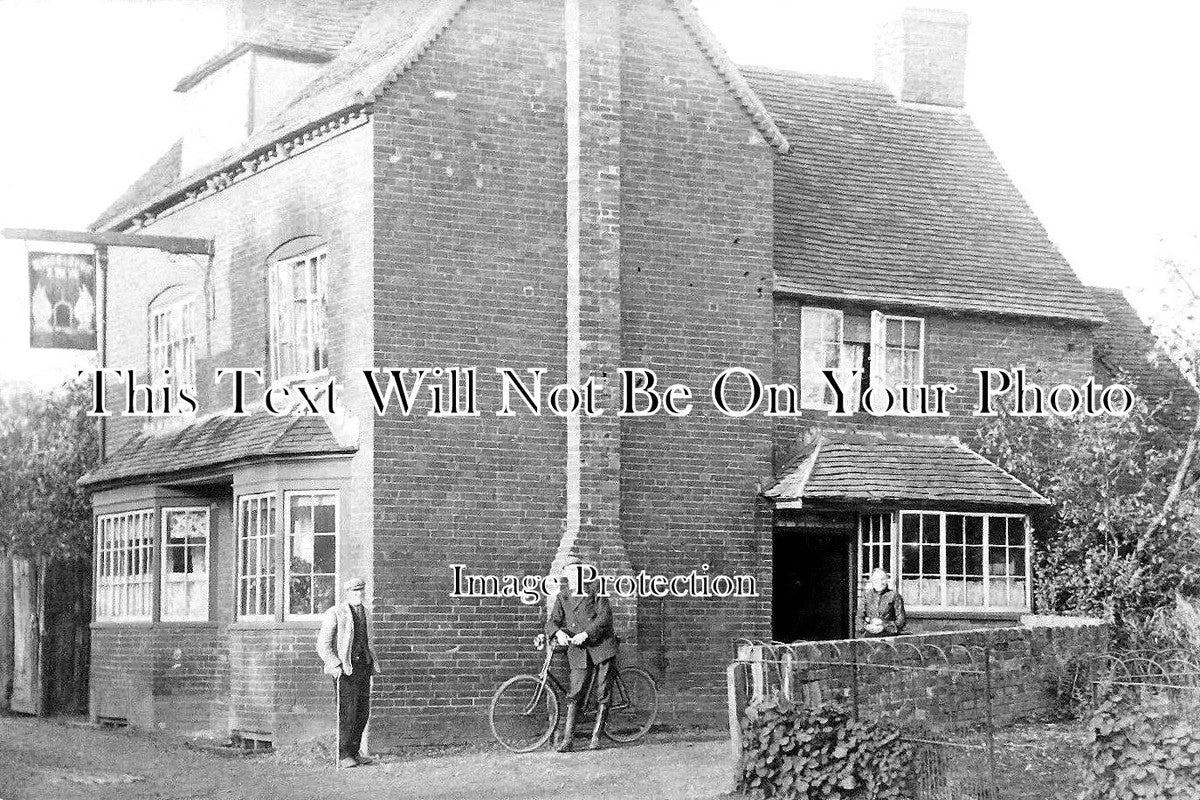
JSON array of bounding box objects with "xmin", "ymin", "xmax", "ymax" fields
[{"xmin": 0, "ymin": 715, "xmax": 733, "ymax": 800}]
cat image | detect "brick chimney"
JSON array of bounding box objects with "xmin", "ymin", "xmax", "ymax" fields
[{"xmin": 875, "ymin": 8, "xmax": 969, "ymax": 108}]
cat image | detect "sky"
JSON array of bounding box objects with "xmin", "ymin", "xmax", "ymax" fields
[{"xmin": 0, "ymin": 0, "xmax": 1197, "ymax": 386}]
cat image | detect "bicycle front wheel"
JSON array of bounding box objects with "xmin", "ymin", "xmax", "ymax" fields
[
  {"xmin": 605, "ymin": 667, "xmax": 658, "ymax": 743},
  {"xmin": 489, "ymin": 674, "xmax": 559, "ymax": 753}
]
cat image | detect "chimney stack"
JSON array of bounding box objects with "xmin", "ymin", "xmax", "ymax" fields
[
  {"xmin": 875, "ymin": 8, "xmax": 969, "ymax": 108},
  {"xmin": 225, "ymin": 0, "xmax": 267, "ymax": 38}
]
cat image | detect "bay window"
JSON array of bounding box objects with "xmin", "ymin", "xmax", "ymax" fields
[
  {"xmin": 237, "ymin": 493, "xmax": 277, "ymax": 619},
  {"xmin": 161, "ymin": 507, "xmax": 210, "ymax": 621},
  {"xmin": 95, "ymin": 510, "xmax": 155, "ymax": 622},
  {"xmin": 285, "ymin": 492, "xmax": 338, "ymax": 618},
  {"xmin": 858, "ymin": 511, "xmax": 1031, "ymax": 611}
]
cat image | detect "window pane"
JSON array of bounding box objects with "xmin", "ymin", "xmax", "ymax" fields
[{"xmin": 965, "ymin": 516, "xmax": 983, "ymax": 546}]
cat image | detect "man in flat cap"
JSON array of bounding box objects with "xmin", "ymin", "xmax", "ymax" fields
[
  {"xmin": 545, "ymin": 558, "xmax": 618, "ymax": 751},
  {"xmin": 317, "ymin": 576, "xmax": 382, "ymax": 768}
]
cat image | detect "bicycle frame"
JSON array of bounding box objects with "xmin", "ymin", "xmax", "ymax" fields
[{"xmin": 520, "ymin": 644, "xmax": 631, "ymax": 717}]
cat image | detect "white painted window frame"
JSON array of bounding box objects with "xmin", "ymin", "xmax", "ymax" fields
[
  {"xmin": 870, "ymin": 312, "xmax": 926, "ymax": 389},
  {"xmin": 269, "ymin": 245, "xmax": 329, "ymax": 383},
  {"xmin": 95, "ymin": 510, "xmax": 155, "ymax": 622},
  {"xmin": 236, "ymin": 492, "xmax": 277, "ymax": 620},
  {"xmin": 149, "ymin": 294, "xmax": 198, "ymax": 393},
  {"xmin": 282, "ymin": 490, "xmax": 340, "ymax": 621},
  {"xmin": 879, "ymin": 510, "xmax": 1031, "ymax": 612},
  {"xmin": 160, "ymin": 506, "xmax": 211, "ymax": 622},
  {"xmin": 799, "ymin": 306, "xmax": 844, "ymax": 410}
]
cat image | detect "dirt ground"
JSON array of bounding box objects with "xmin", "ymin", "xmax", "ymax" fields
[
  {"xmin": 0, "ymin": 715, "xmax": 734, "ymax": 800},
  {"xmin": 0, "ymin": 714, "xmax": 1089, "ymax": 800}
]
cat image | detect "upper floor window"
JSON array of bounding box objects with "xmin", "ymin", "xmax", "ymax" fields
[
  {"xmin": 285, "ymin": 492, "xmax": 338, "ymax": 618},
  {"xmin": 161, "ymin": 507, "xmax": 210, "ymax": 621},
  {"xmin": 872, "ymin": 312, "xmax": 924, "ymax": 388},
  {"xmin": 270, "ymin": 247, "xmax": 328, "ymax": 380},
  {"xmin": 95, "ymin": 510, "xmax": 155, "ymax": 622},
  {"xmin": 800, "ymin": 307, "xmax": 843, "ymax": 409},
  {"xmin": 149, "ymin": 289, "xmax": 197, "ymax": 392},
  {"xmin": 799, "ymin": 306, "xmax": 926, "ymax": 410}
]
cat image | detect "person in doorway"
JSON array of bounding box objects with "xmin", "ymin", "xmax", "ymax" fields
[
  {"xmin": 545, "ymin": 558, "xmax": 618, "ymax": 752},
  {"xmin": 859, "ymin": 568, "xmax": 906, "ymax": 637},
  {"xmin": 317, "ymin": 576, "xmax": 382, "ymax": 768}
]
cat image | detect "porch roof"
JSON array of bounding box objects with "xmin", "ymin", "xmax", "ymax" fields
[
  {"xmin": 78, "ymin": 412, "xmax": 356, "ymax": 489},
  {"xmin": 763, "ymin": 431, "xmax": 1048, "ymax": 508}
]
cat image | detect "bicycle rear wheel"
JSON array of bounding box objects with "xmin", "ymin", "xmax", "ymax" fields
[
  {"xmin": 605, "ymin": 667, "xmax": 658, "ymax": 743},
  {"xmin": 489, "ymin": 675, "xmax": 559, "ymax": 753}
]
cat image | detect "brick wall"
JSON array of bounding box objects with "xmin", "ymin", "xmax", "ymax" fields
[
  {"xmin": 90, "ymin": 625, "xmax": 226, "ymax": 735},
  {"xmin": 370, "ymin": 0, "xmax": 572, "ymax": 744},
  {"xmin": 772, "ymin": 296, "xmax": 1097, "ymax": 469},
  {"xmin": 617, "ymin": 0, "xmax": 776, "ymax": 725},
  {"xmin": 736, "ymin": 615, "xmax": 1110, "ymax": 730},
  {"xmin": 368, "ymin": 0, "xmax": 779, "ymax": 744}
]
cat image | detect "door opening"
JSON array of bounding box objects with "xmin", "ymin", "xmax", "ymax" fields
[{"xmin": 773, "ymin": 528, "xmax": 852, "ymax": 642}]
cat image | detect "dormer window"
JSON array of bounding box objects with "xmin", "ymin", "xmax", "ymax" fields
[{"xmin": 270, "ymin": 246, "xmax": 328, "ymax": 381}]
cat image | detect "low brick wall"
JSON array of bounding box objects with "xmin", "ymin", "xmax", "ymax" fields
[{"xmin": 732, "ymin": 614, "xmax": 1109, "ymax": 731}]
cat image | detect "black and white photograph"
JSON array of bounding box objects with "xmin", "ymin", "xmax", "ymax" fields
[{"xmin": 0, "ymin": 1, "xmax": 1198, "ymax": 798}]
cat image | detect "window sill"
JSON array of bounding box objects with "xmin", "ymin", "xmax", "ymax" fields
[
  {"xmin": 227, "ymin": 619, "xmax": 323, "ymax": 631},
  {"xmin": 91, "ymin": 620, "xmax": 219, "ymax": 630},
  {"xmin": 907, "ymin": 608, "xmax": 1028, "ymax": 621}
]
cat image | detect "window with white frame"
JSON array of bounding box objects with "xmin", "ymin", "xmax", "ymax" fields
[
  {"xmin": 859, "ymin": 513, "xmax": 894, "ymax": 583},
  {"xmin": 285, "ymin": 492, "xmax": 338, "ymax": 618},
  {"xmin": 871, "ymin": 312, "xmax": 924, "ymax": 388},
  {"xmin": 858, "ymin": 511, "xmax": 1030, "ymax": 611},
  {"xmin": 237, "ymin": 493, "xmax": 277, "ymax": 619},
  {"xmin": 161, "ymin": 508, "xmax": 210, "ymax": 621},
  {"xmin": 149, "ymin": 290, "xmax": 197, "ymax": 392},
  {"xmin": 270, "ymin": 247, "xmax": 328, "ymax": 380},
  {"xmin": 800, "ymin": 307, "xmax": 843, "ymax": 409},
  {"xmin": 95, "ymin": 510, "xmax": 155, "ymax": 621}
]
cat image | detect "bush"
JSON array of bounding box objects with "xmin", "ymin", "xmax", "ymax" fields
[
  {"xmin": 737, "ymin": 696, "xmax": 913, "ymax": 800},
  {"xmin": 1082, "ymin": 688, "xmax": 1200, "ymax": 799}
]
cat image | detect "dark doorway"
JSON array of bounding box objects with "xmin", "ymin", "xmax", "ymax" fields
[{"xmin": 773, "ymin": 528, "xmax": 852, "ymax": 642}]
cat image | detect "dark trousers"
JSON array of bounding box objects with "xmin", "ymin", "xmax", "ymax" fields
[
  {"xmin": 336, "ymin": 670, "xmax": 371, "ymax": 758},
  {"xmin": 566, "ymin": 655, "xmax": 614, "ymax": 708}
]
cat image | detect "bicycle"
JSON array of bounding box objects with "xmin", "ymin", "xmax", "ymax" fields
[{"xmin": 488, "ymin": 633, "xmax": 659, "ymax": 753}]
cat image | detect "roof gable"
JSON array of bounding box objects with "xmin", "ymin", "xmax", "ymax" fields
[
  {"xmin": 743, "ymin": 66, "xmax": 1105, "ymax": 324},
  {"xmin": 93, "ymin": 0, "xmax": 787, "ymax": 232}
]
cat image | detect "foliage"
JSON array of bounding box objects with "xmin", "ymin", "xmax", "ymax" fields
[
  {"xmin": 974, "ymin": 388, "xmax": 1200, "ymax": 645},
  {"xmin": 1082, "ymin": 688, "xmax": 1200, "ymax": 800},
  {"xmin": 0, "ymin": 377, "xmax": 98, "ymax": 562},
  {"xmin": 737, "ymin": 696, "xmax": 913, "ymax": 799}
]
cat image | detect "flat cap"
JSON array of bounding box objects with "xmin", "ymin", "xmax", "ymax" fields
[{"xmin": 343, "ymin": 576, "xmax": 366, "ymax": 591}]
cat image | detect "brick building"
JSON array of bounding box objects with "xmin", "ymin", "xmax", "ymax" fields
[{"xmin": 80, "ymin": 1, "xmax": 1112, "ymax": 746}]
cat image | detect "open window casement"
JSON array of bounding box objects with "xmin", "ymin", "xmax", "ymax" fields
[{"xmin": 869, "ymin": 310, "xmax": 886, "ymax": 388}]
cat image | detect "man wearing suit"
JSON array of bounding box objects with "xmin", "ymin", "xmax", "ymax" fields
[
  {"xmin": 545, "ymin": 561, "xmax": 618, "ymax": 752},
  {"xmin": 316, "ymin": 576, "xmax": 382, "ymax": 768}
]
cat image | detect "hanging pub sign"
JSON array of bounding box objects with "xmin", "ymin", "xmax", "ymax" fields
[{"xmin": 28, "ymin": 251, "xmax": 97, "ymax": 350}]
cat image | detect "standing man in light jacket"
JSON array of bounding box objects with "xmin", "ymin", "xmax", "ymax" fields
[{"xmin": 317, "ymin": 576, "xmax": 382, "ymax": 768}]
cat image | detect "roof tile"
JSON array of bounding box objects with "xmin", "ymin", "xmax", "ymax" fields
[
  {"xmin": 764, "ymin": 430, "xmax": 1047, "ymax": 506},
  {"xmin": 741, "ymin": 67, "xmax": 1106, "ymax": 323}
]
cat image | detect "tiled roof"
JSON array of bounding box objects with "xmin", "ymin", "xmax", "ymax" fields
[
  {"xmin": 1089, "ymin": 286, "xmax": 1195, "ymax": 405},
  {"xmin": 741, "ymin": 67, "xmax": 1106, "ymax": 324},
  {"xmin": 763, "ymin": 431, "xmax": 1047, "ymax": 507},
  {"xmin": 78, "ymin": 412, "xmax": 356, "ymax": 489},
  {"xmin": 92, "ymin": 0, "xmax": 786, "ymax": 231},
  {"xmin": 91, "ymin": 141, "xmax": 182, "ymax": 236},
  {"xmin": 92, "ymin": 0, "xmax": 465, "ymax": 230}
]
